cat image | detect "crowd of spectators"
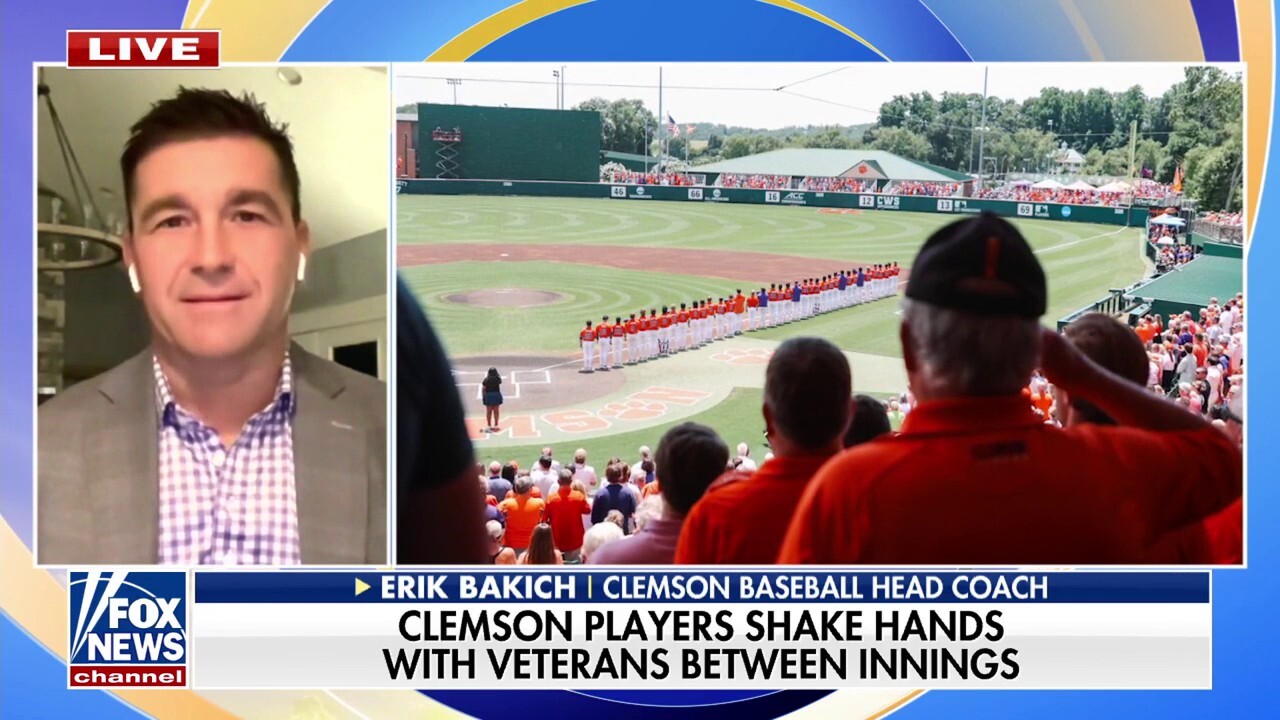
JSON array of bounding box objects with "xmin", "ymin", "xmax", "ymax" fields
[
  {"xmin": 714, "ymin": 173, "xmax": 792, "ymax": 190},
  {"xmin": 798, "ymin": 176, "xmax": 877, "ymax": 193},
  {"xmin": 603, "ymin": 169, "xmax": 696, "ymax": 186},
  {"xmin": 881, "ymin": 180, "xmax": 962, "ymax": 197},
  {"xmin": 1200, "ymin": 212, "xmax": 1243, "ymax": 227}
]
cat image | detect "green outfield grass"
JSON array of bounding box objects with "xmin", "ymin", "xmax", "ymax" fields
[
  {"xmin": 400, "ymin": 261, "xmax": 748, "ymax": 357},
  {"xmin": 399, "ymin": 195, "xmax": 1148, "ymax": 359},
  {"xmin": 480, "ymin": 387, "xmax": 767, "ymax": 469}
]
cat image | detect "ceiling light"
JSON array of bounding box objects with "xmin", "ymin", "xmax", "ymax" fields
[
  {"xmin": 277, "ymin": 67, "xmax": 303, "ymax": 86},
  {"xmin": 36, "ymin": 70, "xmax": 121, "ymax": 271}
]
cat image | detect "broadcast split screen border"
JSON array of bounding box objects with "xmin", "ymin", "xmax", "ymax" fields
[
  {"xmin": 28, "ymin": 58, "xmax": 1248, "ymax": 571},
  {"xmin": 1, "ymin": 1, "xmax": 1274, "ymax": 719}
]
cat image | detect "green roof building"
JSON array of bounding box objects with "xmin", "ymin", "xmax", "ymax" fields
[{"xmin": 692, "ymin": 148, "xmax": 971, "ymax": 186}]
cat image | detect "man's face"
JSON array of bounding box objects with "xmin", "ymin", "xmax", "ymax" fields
[{"xmin": 124, "ymin": 136, "xmax": 308, "ymax": 361}]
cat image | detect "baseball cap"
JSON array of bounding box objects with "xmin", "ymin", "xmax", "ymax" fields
[{"xmin": 904, "ymin": 212, "xmax": 1046, "ymax": 318}]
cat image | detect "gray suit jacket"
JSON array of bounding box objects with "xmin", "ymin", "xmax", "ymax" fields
[{"xmin": 37, "ymin": 344, "xmax": 386, "ymax": 565}]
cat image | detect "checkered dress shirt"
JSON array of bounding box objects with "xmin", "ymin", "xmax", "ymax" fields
[{"xmin": 154, "ymin": 355, "xmax": 301, "ymax": 565}]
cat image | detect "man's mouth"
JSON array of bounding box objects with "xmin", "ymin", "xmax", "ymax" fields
[{"xmin": 181, "ymin": 293, "xmax": 248, "ymax": 304}]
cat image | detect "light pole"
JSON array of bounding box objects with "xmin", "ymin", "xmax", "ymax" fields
[
  {"xmin": 447, "ymin": 78, "xmax": 461, "ymax": 104},
  {"xmin": 560, "ymin": 66, "xmax": 566, "ymax": 109},
  {"xmin": 552, "ymin": 70, "xmax": 560, "ymax": 109}
]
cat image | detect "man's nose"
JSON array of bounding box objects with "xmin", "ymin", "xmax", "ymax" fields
[{"xmin": 191, "ymin": 224, "xmax": 235, "ymax": 273}]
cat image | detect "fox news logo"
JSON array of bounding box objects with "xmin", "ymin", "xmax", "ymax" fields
[{"xmin": 68, "ymin": 571, "xmax": 188, "ymax": 688}]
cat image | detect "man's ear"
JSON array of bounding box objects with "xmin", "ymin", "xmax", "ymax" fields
[
  {"xmin": 296, "ymin": 220, "xmax": 312, "ymax": 282},
  {"xmin": 900, "ymin": 320, "xmax": 917, "ymax": 373},
  {"xmin": 121, "ymin": 233, "xmax": 140, "ymax": 293}
]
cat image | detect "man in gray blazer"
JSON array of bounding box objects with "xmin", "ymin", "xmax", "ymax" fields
[{"xmin": 38, "ymin": 88, "xmax": 386, "ymax": 565}]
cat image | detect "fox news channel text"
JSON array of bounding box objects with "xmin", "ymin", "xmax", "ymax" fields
[
  {"xmin": 189, "ymin": 571, "xmax": 1210, "ymax": 689},
  {"xmin": 68, "ymin": 571, "xmax": 189, "ymax": 688}
]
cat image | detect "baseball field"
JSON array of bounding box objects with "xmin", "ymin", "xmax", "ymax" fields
[{"xmin": 397, "ymin": 194, "xmax": 1149, "ymax": 465}]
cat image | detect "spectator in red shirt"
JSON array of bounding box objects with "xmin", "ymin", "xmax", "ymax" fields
[
  {"xmin": 778, "ymin": 212, "xmax": 1240, "ymax": 565},
  {"xmin": 677, "ymin": 338, "xmax": 852, "ymax": 565},
  {"xmin": 544, "ymin": 468, "xmax": 590, "ymax": 562}
]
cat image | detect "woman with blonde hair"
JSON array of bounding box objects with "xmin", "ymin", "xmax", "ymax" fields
[{"xmin": 486, "ymin": 521, "xmax": 515, "ymax": 565}]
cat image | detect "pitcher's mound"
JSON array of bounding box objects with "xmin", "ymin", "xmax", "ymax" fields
[{"xmin": 445, "ymin": 289, "xmax": 564, "ymax": 308}]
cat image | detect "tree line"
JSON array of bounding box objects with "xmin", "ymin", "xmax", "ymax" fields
[{"xmin": 572, "ymin": 67, "xmax": 1242, "ymax": 211}]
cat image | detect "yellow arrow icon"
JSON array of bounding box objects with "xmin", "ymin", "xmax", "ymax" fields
[{"xmin": 355, "ymin": 578, "xmax": 371, "ymax": 596}]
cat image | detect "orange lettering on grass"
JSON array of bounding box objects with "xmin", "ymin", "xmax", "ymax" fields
[{"xmin": 543, "ymin": 410, "xmax": 611, "ymax": 434}]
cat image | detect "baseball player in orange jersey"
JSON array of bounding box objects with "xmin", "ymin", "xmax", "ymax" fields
[
  {"xmin": 650, "ymin": 308, "xmax": 661, "ymax": 358},
  {"xmin": 665, "ymin": 303, "xmax": 675, "ymax": 353},
  {"xmin": 650, "ymin": 304, "xmax": 660, "ymax": 356},
  {"xmin": 731, "ymin": 290, "xmax": 745, "ymax": 334},
  {"xmin": 770, "ymin": 285, "xmax": 781, "ymax": 326},
  {"xmin": 704, "ymin": 297, "xmax": 715, "ymax": 344},
  {"xmin": 690, "ymin": 302, "xmax": 702, "ymax": 347},
  {"xmin": 697, "ymin": 301, "xmax": 708, "ymax": 346},
  {"xmin": 746, "ymin": 290, "xmax": 760, "ymax": 330},
  {"xmin": 611, "ymin": 317, "xmax": 626, "ymax": 368},
  {"xmin": 675, "ymin": 303, "xmax": 688, "ymax": 351},
  {"xmin": 596, "ymin": 315, "xmax": 612, "ymax": 370},
  {"xmin": 625, "ymin": 313, "xmax": 639, "ymax": 364},
  {"xmin": 579, "ymin": 320, "xmax": 596, "ymax": 372},
  {"xmin": 636, "ymin": 310, "xmax": 648, "ymax": 361}
]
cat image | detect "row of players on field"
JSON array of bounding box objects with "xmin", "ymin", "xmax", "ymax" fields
[{"xmin": 577, "ymin": 264, "xmax": 902, "ymax": 372}]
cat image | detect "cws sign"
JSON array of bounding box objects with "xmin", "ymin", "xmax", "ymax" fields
[
  {"xmin": 67, "ymin": 31, "xmax": 220, "ymax": 67},
  {"xmin": 69, "ymin": 571, "xmax": 188, "ymax": 688}
]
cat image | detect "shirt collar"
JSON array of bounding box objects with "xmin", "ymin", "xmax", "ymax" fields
[
  {"xmin": 153, "ymin": 352, "xmax": 295, "ymax": 429},
  {"xmin": 900, "ymin": 395, "xmax": 1045, "ymax": 436}
]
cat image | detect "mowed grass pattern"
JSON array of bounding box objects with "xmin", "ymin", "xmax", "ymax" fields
[
  {"xmin": 480, "ymin": 388, "xmax": 767, "ymax": 471},
  {"xmin": 399, "ymin": 195, "xmax": 1148, "ymax": 358}
]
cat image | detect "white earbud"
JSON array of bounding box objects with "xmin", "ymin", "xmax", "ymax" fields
[
  {"xmin": 297, "ymin": 255, "xmax": 307, "ymax": 283},
  {"xmin": 127, "ymin": 265, "xmax": 141, "ymax": 293}
]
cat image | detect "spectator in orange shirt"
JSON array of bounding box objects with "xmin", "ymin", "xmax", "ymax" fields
[
  {"xmin": 677, "ymin": 338, "xmax": 852, "ymax": 565},
  {"xmin": 498, "ymin": 476, "xmax": 545, "ymax": 554},
  {"xmin": 544, "ymin": 468, "xmax": 591, "ymax": 562},
  {"xmin": 778, "ymin": 212, "xmax": 1241, "ymax": 565}
]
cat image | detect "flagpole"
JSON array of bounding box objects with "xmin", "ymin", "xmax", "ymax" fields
[{"xmin": 658, "ymin": 66, "xmax": 664, "ymax": 169}]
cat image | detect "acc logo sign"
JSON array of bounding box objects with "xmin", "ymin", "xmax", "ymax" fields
[
  {"xmin": 782, "ymin": 192, "xmax": 806, "ymax": 205},
  {"xmin": 610, "ymin": 186, "xmax": 627, "ymax": 198},
  {"xmin": 937, "ymin": 199, "xmax": 954, "ymax": 212},
  {"xmin": 68, "ymin": 571, "xmax": 188, "ymax": 688},
  {"xmin": 688, "ymin": 188, "xmax": 703, "ymax": 200},
  {"xmin": 1017, "ymin": 203, "xmax": 1034, "ymax": 217},
  {"xmin": 858, "ymin": 195, "xmax": 875, "ymax": 208}
]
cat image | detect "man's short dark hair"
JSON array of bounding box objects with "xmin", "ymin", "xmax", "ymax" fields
[
  {"xmin": 539, "ymin": 456, "xmax": 552, "ymax": 470},
  {"xmin": 765, "ymin": 338, "xmax": 852, "ymax": 450},
  {"xmin": 655, "ymin": 422, "xmax": 728, "ymax": 516},
  {"xmin": 844, "ymin": 395, "xmax": 891, "ymax": 448},
  {"xmin": 1063, "ymin": 313, "xmax": 1149, "ymax": 425},
  {"xmin": 121, "ymin": 87, "xmax": 300, "ymax": 230}
]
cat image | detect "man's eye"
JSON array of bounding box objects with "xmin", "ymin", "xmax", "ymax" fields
[
  {"xmin": 156, "ymin": 216, "xmax": 187, "ymax": 229},
  {"xmin": 232, "ymin": 210, "xmax": 266, "ymax": 223}
]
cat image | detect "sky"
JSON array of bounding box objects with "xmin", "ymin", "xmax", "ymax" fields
[{"xmin": 393, "ymin": 63, "xmax": 1241, "ymax": 130}]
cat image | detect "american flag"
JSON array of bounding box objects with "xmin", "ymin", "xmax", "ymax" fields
[{"xmin": 667, "ymin": 115, "xmax": 680, "ymax": 137}]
